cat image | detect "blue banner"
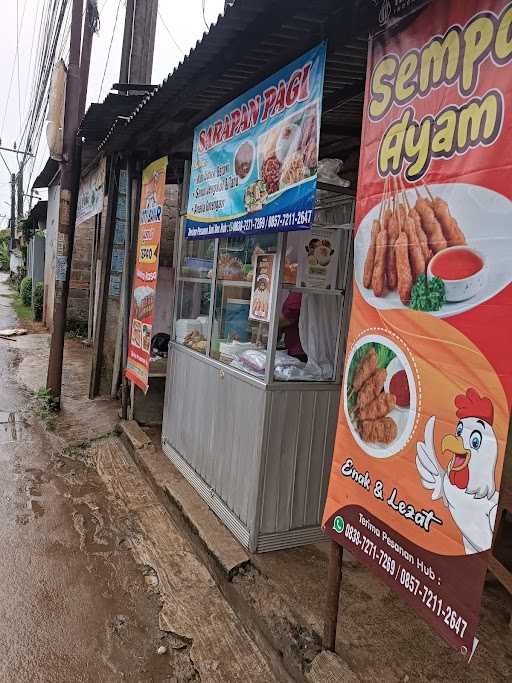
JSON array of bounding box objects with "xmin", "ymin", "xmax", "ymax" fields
[{"xmin": 185, "ymin": 43, "xmax": 327, "ymax": 240}]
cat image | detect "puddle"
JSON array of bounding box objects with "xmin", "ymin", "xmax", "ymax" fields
[{"xmin": 0, "ymin": 411, "xmax": 23, "ymax": 443}]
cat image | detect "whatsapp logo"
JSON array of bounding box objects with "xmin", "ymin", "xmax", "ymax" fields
[{"xmin": 333, "ymin": 516, "xmax": 345, "ymax": 534}]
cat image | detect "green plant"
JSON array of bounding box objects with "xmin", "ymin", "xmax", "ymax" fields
[
  {"xmin": 410, "ymin": 274, "xmax": 446, "ymax": 312},
  {"xmin": 20, "ymin": 276, "xmax": 33, "ymax": 306},
  {"xmin": 66, "ymin": 319, "xmax": 88, "ymax": 338},
  {"xmin": 33, "ymin": 387, "xmax": 59, "ymax": 430},
  {"xmin": 15, "ymin": 266, "xmax": 27, "ymax": 291},
  {"xmin": 0, "ymin": 241, "xmax": 9, "ymax": 271},
  {"xmin": 33, "ymin": 282, "xmax": 44, "ymax": 321}
]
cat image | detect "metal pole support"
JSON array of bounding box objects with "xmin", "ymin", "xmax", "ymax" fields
[{"xmin": 323, "ymin": 541, "xmax": 344, "ymax": 652}]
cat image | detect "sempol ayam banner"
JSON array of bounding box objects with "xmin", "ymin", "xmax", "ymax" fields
[
  {"xmin": 185, "ymin": 43, "xmax": 326, "ymax": 240},
  {"xmin": 126, "ymin": 156, "xmax": 168, "ymax": 393},
  {"xmin": 323, "ymin": 0, "xmax": 512, "ymax": 655}
]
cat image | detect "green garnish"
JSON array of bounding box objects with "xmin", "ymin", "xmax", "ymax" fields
[{"xmin": 410, "ymin": 274, "xmax": 446, "ymax": 312}]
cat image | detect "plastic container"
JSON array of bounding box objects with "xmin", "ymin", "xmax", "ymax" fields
[{"xmin": 175, "ymin": 319, "xmax": 202, "ymax": 343}]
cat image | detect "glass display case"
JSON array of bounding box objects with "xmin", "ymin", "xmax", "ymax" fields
[
  {"xmin": 173, "ymin": 185, "xmax": 354, "ymax": 384},
  {"xmin": 164, "ymin": 184, "xmax": 356, "ymax": 553}
]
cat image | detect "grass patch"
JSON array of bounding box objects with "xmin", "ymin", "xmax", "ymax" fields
[{"xmin": 11, "ymin": 292, "xmax": 32, "ymax": 322}]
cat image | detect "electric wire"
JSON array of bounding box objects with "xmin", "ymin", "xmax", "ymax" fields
[
  {"xmin": 158, "ymin": 9, "xmax": 185, "ymax": 55},
  {"xmin": 98, "ymin": 0, "xmax": 123, "ymax": 101},
  {"xmin": 202, "ymin": 0, "xmax": 209, "ymax": 31}
]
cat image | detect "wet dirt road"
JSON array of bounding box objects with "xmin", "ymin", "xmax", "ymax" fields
[{"xmin": 0, "ymin": 274, "xmax": 193, "ymax": 682}]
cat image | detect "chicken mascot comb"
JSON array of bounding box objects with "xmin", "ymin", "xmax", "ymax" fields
[{"xmin": 455, "ymin": 388, "xmax": 494, "ymax": 426}]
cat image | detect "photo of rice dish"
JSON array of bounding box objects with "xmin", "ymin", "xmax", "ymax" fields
[{"xmin": 257, "ymin": 103, "xmax": 319, "ymax": 196}]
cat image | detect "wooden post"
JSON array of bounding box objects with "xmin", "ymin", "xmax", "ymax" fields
[{"xmin": 323, "ymin": 541, "xmax": 344, "ymax": 652}]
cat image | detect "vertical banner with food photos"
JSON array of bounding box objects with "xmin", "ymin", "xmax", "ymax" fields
[
  {"xmin": 323, "ymin": 0, "xmax": 512, "ymax": 655},
  {"xmin": 185, "ymin": 43, "xmax": 326, "ymax": 239},
  {"xmin": 126, "ymin": 157, "xmax": 168, "ymax": 393}
]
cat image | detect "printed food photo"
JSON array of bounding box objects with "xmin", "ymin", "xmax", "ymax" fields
[
  {"xmin": 354, "ymin": 181, "xmax": 512, "ymax": 317},
  {"xmin": 344, "ymin": 335, "xmax": 417, "ymax": 459},
  {"xmin": 257, "ymin": 103, "xmax": 319, "ymax": 196}
]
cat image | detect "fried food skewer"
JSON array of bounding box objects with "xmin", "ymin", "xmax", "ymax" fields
[
  {"xmin": 356, "ymin": 368, "xmax": 387, "ymax": 411},
  {"xmin": 363, "ymin": 218, "xmax": 381, "ymax": 289},
  {"xmin": 352, "ymin": 347, "xmax": 378, "ymax": 392},
  {"xmin": 425, "ymin": 186, "xmax": 466, "ymax": 247},
  {"xmin": 358, "ymin": 417, "xmax": 398, "ymax": 444},
  {"xmin": 363, "ymin": 178, "xmax": 388, "ymax": 289},
  {"xmin": 385, "ymin": 194, "xmax": 399, "ymax": 291},
  {"xmin": 395, "ymin": 230, "xmax": 413, "ymax": 304},
  {"xmin": 414, "ymin": 187, "xmax": 447, "ymax": 253},
  {"xmin": 371, "ymin": 228, "xmax": 388, "ymax": 297},
  {"xmin": 401, "ymin": 180, "xmax": 431, "ymax": 263},
  {"xmin": 358, "ymin": 392, "xmax": 397, "ymax": 421},
  {"xmin": 403, "ymin": 192, "xmax": 426, "ymax": 279}
]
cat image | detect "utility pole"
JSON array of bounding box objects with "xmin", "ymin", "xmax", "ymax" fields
[
  {"xmin": 10, "ymin": 173, "xmax": 16, "ymax": 247},
  {"xmin": 46, "ymin": 0, "xmax": 97, "ymax": 402},
  {"xmin": 16, "ymin": 168, "xmax": 24, "ymax": 220},
  {"xmin": 119, "ymin": 0, "xmax": 158, "ymax": 84}
]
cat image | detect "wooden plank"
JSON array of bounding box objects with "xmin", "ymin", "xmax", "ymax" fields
[{"xmin": 89, "ymin": 156, "xmax": 118, "ymax": 398}]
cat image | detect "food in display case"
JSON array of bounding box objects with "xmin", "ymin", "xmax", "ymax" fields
[
  {"xmin": 216, "ymin": 253, "xmax": 245, "ymax": 281},
  {"xmin": 184, "ymin": 330, "xmax": 207, "ymax": 353}
]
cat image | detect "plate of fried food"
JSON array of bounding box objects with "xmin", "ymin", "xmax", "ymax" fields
[
  {"xmin": 344, "ymin": 336, "xmax": 417, "ymax": 458},
  {"xmin": 355, "ymin": 181, "xmax": 512, "ymax": 317}
]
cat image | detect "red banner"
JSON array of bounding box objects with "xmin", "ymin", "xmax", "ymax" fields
[
  {"xmin": 126, "ymin": 157, "xmax": 168, "ymax": 393},
  {"xmin": 323, "ymin": 0, "xmax": 512, "ymax": 654}
]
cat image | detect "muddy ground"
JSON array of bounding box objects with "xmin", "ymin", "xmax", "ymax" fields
[{"xmin": 0, "ymin": 274, "xmax": 200, "ymax": 682}]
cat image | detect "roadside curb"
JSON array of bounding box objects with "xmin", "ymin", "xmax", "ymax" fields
[{"xmin": 117, "ymin": 419, "xmax": 360, "ymax": 683}]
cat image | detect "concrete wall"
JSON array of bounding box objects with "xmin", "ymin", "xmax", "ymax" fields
[
  {"xmin": 28, "ymin": 234, "xmax": 45, "ymax": 285},
  {"xmin": 44, "ymin": 182, "xmax": 60, "ymax": 331}
]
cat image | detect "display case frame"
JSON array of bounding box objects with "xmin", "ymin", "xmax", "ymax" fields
[{"xmin": 172, "ymin": 182, "xmax": 355, "ymax": 388}]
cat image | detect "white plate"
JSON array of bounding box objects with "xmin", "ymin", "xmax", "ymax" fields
[
  {"xmin": 344, "ymin": 335, "xmax": 417, "ymax": 459},
  {"xmin": 354, "ymin": 183, "xmax": 512, "ymax": 317}
]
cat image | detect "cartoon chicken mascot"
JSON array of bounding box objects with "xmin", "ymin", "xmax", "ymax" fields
[{"xmin": 416, "ymin": 388, "xmax": 499, "ymax": 555}]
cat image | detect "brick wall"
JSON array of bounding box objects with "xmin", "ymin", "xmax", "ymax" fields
[{"xmin": 68, "ymin": 216, "xmax": 94, "ymax": 326}]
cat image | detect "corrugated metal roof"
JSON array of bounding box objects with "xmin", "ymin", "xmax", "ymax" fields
[
  {"xmin": 33, "ymin": 157, "xmax": 59, "ymax": 189},
  {"xmin": 99, "ymin": 0, "xmax": 373, "ymax": 163},
  {"xmin": 97, "ymin": 0, "xmax": 428, "ymax": 179},
  {"xmin": 79, "ymin": 92, "xmax": 147, "ymax": 145}
]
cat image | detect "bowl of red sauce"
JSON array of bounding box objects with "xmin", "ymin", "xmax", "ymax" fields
[{"xmin": 427, "ymin": 246, "xmax": 486, "ymax": 302}]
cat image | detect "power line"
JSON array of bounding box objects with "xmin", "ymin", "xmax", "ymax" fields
[
  {"xmin": 1, "ymin": 0, "xmax": 28, "ymax": 139},
  {"xmin": 202, "ymin": 0, "xmax": 209, "ymax": 31},
  {"xmin": 98, "ymin": 0, "xmax": 123, "ymax": 101},
  {"xmin": 158, "ymin": 9, "xmax": 185, "ymax": 55}
]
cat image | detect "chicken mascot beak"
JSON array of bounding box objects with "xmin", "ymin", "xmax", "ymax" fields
[{"xmin": 442, "ymin": 434, "xmax": 470, "ymax": 471}]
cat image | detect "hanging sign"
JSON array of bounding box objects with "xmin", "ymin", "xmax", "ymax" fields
[
  {"xmin": 76, "ymin": 158, "xmax": 106, "ymax": 225},
  {"xmin": 126, "ymin": 156, "xmax": 168, "ymax": 393},
  {"xmin": 249, "ymin": 253, "xmax": 276, "ymax": 323},
  {"xmin": 323, "ymin": 0, "xmax": 512, "ymax": 655},
  {"xmin": 185, "ymin": 43, "xmax": 326, "ymax": 240}
]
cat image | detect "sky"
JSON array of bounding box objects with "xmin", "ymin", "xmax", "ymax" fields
[{"xmin": 0, "ymin": 0, "xmax": 225, "ymax": 228}]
